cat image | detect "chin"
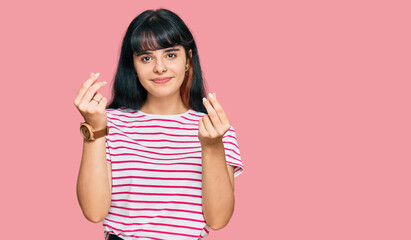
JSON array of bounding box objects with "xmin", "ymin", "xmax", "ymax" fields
[{"xmin": 148, "ymin": 88, "xmax": 180, "ymax": 98}]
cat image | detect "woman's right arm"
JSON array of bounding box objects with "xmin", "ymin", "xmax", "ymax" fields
[
  {"xmin": 73, "ymin": 73, "xmax": 112, "ymax": 223},
  {"xmin": 77, "ymin": 135, "xmax": 112, "ymax": 223}
]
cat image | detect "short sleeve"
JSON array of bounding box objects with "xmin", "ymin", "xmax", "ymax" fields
[
  {"xmin": 105, "ymin": 137, "xmax": 111, "ymax": 163},
  {"xmin": 105, "ymin": 111, "xmax": 112, "ymax": 164},
  {"xmin": 222, "ymin": 125, "xmax": 244, "ymax": 178}
]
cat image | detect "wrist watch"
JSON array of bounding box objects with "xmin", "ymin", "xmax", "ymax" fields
[{"xmin": 80, "ymin": 122, "xmax": 109, "ymax": 141}]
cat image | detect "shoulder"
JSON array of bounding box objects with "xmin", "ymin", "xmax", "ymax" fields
[
  {"xmin": 105, "ymin": 108, "xmax": 141, "ymax": 128},
  {"xmin": 186, "ymin": 109, "xmax": 207, "ymax": 120},
  {"xmin": 106, "ymin": 107, "xmax": 139, "ymax": 117},
  {"xmin": 188, "ymin": 109, "xmax": 206, "ymax": 116}
]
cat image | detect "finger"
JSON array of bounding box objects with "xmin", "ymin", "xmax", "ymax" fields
[
  {"xmin": 79, "ymin": 81, "xmax": 107, "ymax": 108},
  {"xmin": 198, "ymin": 118, "xmax": 208, "ymax": 137},
  {"xmin": 203, "ymin": 95, "xmax": 222, "ymax": 126},
  {"xmin": 206, "ymin": 92, "xmax": 230, "ymax": 126},
  {"xmin": 74, "ymin": 73, "xmax": 100, "ymax": 106},
  {"xmin": 97, "ymin": 96, "xmax": 108, "ymax": 113},
  {"xmin": 202, "ymin": 115, "xmax": 218, "ymax": 137},
  {"xmin": 89, "ymin": 98, "xmax": 100, "ymax": 108},
  {"xmin": 89, "ymin": 92, "xmax": 102, "ymax": 107},
  {"xmin": 92, "ymin": 93, "xmax": 104, "ymax": 103}
]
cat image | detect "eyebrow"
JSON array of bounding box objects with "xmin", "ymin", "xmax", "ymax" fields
[{"xmin": 135, "ymin": 48, "xmax": 180, "ymax": 56}]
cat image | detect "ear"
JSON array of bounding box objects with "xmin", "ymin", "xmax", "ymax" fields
[{"xmin": 186, "ymin": 49, "xmax": 193, "ymax": 68}]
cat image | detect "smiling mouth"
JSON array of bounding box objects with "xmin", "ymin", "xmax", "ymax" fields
[{"xmin": 152, "ymin": 77, "xmax": 172, "ymax": 84}]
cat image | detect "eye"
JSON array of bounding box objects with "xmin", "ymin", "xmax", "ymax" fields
[
  {"xmin": 167, "ymin": 53, "xmax": 176, "ymax": 58},
  {"xmin": 141, "ymin": 56, "xmax": 151, "ymax": 62}
]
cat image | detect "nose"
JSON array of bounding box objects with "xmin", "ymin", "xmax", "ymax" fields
[{"xmin": 153, "ymin": 58, "xmax": 167, "ymax": 73}]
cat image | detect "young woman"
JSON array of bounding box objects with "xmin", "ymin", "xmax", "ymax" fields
[{"xmin": 74, "ymin": 8, "xmax": 244, "ymax": 240}]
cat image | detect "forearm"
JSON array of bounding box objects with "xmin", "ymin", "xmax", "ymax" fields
[
  {"xmin": 201, "ymin": 142, "xmax": 234, "ymax": 230},
  {"xmin": 76, "ymin": 137, "xmax": 111, "ymax": 223}
]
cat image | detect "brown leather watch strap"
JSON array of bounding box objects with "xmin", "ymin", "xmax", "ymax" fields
[{"xmin": 93, "ymin": 126, "xmax": 109, "ymax": 140}]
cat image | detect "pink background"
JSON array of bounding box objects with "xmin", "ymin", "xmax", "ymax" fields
[{"xmin": 1, "ymin": 0, "xmax": 410, "ymax": 239}]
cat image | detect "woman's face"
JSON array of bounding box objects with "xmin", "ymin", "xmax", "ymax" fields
[{"xmin": 133, "ymin": 45, "xmax": 191, "ymax": 99}]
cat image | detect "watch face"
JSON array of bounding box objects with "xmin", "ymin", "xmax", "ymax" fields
[{"xmin": 80, "ymin": 125, "xmax": 91, "ymax": 139}]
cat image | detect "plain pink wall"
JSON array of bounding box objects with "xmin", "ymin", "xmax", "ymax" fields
[{"xmin": 1, "ymin": 0, "xmax": 410, "ymax": 239}]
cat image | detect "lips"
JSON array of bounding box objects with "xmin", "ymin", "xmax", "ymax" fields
[{"xmin": 152, "ymin": 77, "xmax": 172, "ymax": 83}]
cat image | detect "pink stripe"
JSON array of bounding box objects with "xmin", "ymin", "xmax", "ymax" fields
[
  {"xmin": 104, "ymin": 223, "xmax": 200, "ymax": 238},
  {"xmin": 112, "ymin": 183, "xmax": 202, "ymax": 190},
  {"xmin": 107, "ymin": 140, "xmax": 238, "ymax": 158},
  {"xmin": 203, "ymin": 226, "xmax": 209, "ymax": 233},
  {"xmin": 108, "ymin": 145, "xmax": 202, "ymax": 157},
  {"xmin": 108, "ymin": 143, "xmax": 239, "ymax": 160},
  {"xmin": 105, "ymin": 218, "xmax": 203, "ymax": 231},
  {"xmin": 226, "ymin": 161, "xmax": 242, "ymax": 168},
  {"xmin": 223, "ymin": 140, "xmax": 240, "ymax": 150},
  {"xmin": 110, "ymin": 108, "xmax": 204, "ymax": 117},
  {"xmin": 111, "ymin": 198, "xmax": 201, "ymax": 206},
  {"xmin": 112, "ymin": 175, "xmax": 201, "ymax": 182},
  {"xmin": 110, "ymin": 132, "xmax": 200, "ymax": 143},
  {"xmin": 108, "ymin": 148, "xmax": 237, "ymax": 163},
  {"xmin": 112, "ymin": 160, "xmax": 201, "ymax": 166},
  {"xmin": 106, "ymin": 113, "xmax": 145, "ymax": 119},
  {"xmin": 224, "ymin": 147, "xmax": 241, "ymax": 157},
  {"xmin": 111, "ymin": 168, "xmax": 202, "ymax": 174},
  {"xmin": 110, "ymin": 205, "xmax": 202, "ymax": 215},
  {"xmin": 106, "ymin": 140, "xmax": 240, "ymax": 160},
  {"xmin": 222, "ymin": 134, "xmax": 237, "ymax": 140},
  {"xmin": 226, "ymin": 154, "xmax": 242, "ymax": 162},
  {"xmin": 107, "ymin": 211, "xmax": 205, "ymax": 223},
  {"xmin": 181, "ymin": 116, "xmax": 200, "ymax": 122},
  {"xmin": 108, "ymin": 150, "xmax": 201, "ymax": 161},
  {"xmin": 107, "ymin": 138, "xmax": 200, "ymax": 150},
  {"xmin": 108, "ymin": 117, "xmax": 197, "ymax": 126},
  {"xmin": 108, "ymin": 119, "xmax": 198, "ymax": 130},
  {"xmin": 187, "ymin": 112, "xmax": 205, "ymax": 118},
  {"xmin": 108, "ymin": 128, "xmax": 237, "ymax": 149},
  {"xmin": 111, "ymin": 191, "xmax": 201, "ymax": 198},
  {"xmin": 108, "ymin": 118, "xmax": 236, "ymax": 135},
  {"xmin": 120, "ymin": 131, "xmax": 196, "ymax": 138},
  {"xmin": 109, "ymin": 150, "xmax": 241, "ymax": 167}
]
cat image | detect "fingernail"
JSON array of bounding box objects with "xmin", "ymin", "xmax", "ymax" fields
[
  {"xmin": 95, "ymin": 72, "xmax": 100, "ymax": 77},
  {"xmin": 102, "ymin": 81, "xmax": 107, "ymax": 84},
  {"xmin": 208, "ymin": 92, "xmax": 213, "ymax": 99},
  {"xmin": 213, "ymin": 92, "xmax": 216, "ymax": 98},
  {"xmin": 202, "ymin": 97, "xmax": 207, "ymax": 102},
  {"xmin": 90, "ymin": 72, "xmax": 94, "ymax": 76}
]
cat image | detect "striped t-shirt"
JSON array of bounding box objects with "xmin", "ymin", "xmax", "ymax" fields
[{"xmin": 103, "ymin": 107, "xmax": 244, "ymax": 240}]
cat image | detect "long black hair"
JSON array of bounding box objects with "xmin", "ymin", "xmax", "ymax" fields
[{"xmin": 106, "ymin": 8, "xmax": 208, "ymax": 114}]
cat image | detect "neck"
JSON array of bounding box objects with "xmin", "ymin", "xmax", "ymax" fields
[{"xmin": 140, "ymin": 93, "xmax": 189, "ymax": 115}]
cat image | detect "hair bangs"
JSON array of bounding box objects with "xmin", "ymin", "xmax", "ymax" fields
[{"xmin": 130, "ymin": 17, "xmax": 182, "ymax": 53}]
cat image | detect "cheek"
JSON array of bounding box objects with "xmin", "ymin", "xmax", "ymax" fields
[
  {"xmin": 173, "ymin": 67, "xmax": 186, "ymax": 82},
  {"xmin": 135, "ymin": 63, "xmax": 149, "ymax": 79},
  {"xmin": 171, "ymin": 61, "xmax": 186, "ymax": 75}
]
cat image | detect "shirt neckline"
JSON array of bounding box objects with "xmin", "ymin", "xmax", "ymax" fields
[{"xmin": 137, "ymin": 108, "xmax": 192, "ymax": 118}]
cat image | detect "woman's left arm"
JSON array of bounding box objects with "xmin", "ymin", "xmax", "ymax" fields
[{"xmin": 198, "ymin": 92, "xmax": 236, "ymax": 230}]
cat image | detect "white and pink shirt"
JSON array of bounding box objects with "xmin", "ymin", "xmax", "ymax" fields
[{"xmin": 103, "ymin": 107, "xmax": 244, "ymax": 240}]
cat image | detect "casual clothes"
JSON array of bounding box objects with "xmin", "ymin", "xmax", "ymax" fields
[{"xmin": 103, "ymin": 107, "xmax": 244, "ymax": 239}]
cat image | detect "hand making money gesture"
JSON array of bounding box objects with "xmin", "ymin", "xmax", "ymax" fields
[
  {"xmin": 198, "ymin": 92, "xmax": 231, "ymax": 147},
  {"xmin": 73, "ymin": 73, "xmax": 108, "ymax": 131}
]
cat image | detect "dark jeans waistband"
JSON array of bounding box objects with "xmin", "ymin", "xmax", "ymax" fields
[
  {"xmin": 105, "ymin": 233, "xmax": 123, "ymax": 240},
  {"xmin": 105, "ymin": 232, "xmax": 202, "ymax": 239}
]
